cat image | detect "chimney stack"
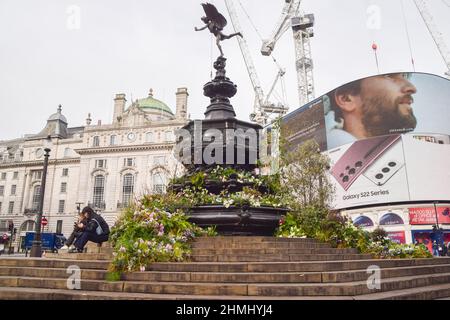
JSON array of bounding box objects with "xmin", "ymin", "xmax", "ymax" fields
[
  {"xmin": 175, "ymin": 87, "xmax": 188, "ymax": 120},
  {"xmin": 113, "ymin": 93, "xmax": 127, "ymax": 124}
]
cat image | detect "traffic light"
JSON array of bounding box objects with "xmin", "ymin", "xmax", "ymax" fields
[{"xmin": 8, "ymin": 221, "xmax": 14, "ymax": 232}]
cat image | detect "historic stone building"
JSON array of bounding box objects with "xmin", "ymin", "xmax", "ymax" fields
[{"xmin": 0, "ymin": 88, "xmax": 189, "ymax": 252}]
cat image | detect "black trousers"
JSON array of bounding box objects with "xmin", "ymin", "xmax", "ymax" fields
[
  {"xmin": 66, "ymin": 230, "xmax": 83, "ymax": 246},
  {"xmin": 74, "ymin": 231, "xmax": 109, "ymax": 250}
]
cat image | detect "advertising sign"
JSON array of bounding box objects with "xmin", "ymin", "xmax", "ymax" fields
[
  {"xmin": 386, "ymin": 231, "xmax": 406, "ymax": 244},
  {"xmin": 282, "ymin": 72, "xmax": 450, "ymax": 152},
  {"xmin": 409, "ymin": 207, "xmax": 450, "ymax": 225},
  {"xmin": 324, "ymin": 133, "xmax": 450, "ymax": 209}
]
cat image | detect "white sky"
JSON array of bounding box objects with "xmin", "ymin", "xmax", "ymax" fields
[{"xmin": 0, "ymin": 0, "xmax": 449, "ymax": 141}]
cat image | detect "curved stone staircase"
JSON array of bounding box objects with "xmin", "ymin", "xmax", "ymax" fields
[{"xmin": 1, "ymin": 237, "xmax": 450, "ymax": 300}]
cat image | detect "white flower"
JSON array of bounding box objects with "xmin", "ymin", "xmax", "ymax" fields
[{"xmin": 140, "ymin": 266, "xmax": 146, "ymax": 272}]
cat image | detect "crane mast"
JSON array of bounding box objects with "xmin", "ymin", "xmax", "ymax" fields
[
  {"xmin": 261, "ymin": 0, "xmax": 315, "ymax": 107},
  {"xmin": 413, "ymin": 0, "xmax": 450, "ymax": 78},
  {"xmin": 224, "ymin": 0, "xmax": 288, "ymax": 126}
]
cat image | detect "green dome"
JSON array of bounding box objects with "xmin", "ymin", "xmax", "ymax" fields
[{"xmin": 138, "ymin": 89, "xmax": 173, "ymax": 115}]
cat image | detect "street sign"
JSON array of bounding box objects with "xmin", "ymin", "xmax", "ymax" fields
[{"xmin": 41, "ymin": 217, "xmax": 48, "ymax": 226}]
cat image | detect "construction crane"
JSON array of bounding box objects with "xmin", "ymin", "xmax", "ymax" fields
[
  {"xmin": 261, "ymin": 0, "xmax": 315, "ymax": 107},
  {"xmin": 224, "ymin": 0, "xmax": 289, "ymax": 126},
  {"xmin": 413, "ymin": 0, "xmax": 450, "ymax": 78}
]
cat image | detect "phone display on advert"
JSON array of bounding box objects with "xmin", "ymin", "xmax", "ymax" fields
[{"xmin": 330, "ymin": 135, "xmax": 401, "ymax": 191}]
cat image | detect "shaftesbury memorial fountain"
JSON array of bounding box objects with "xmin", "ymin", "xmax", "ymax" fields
[{"xmin": 171, "ymin": 3, "xmax": 287, "ymax": 235}]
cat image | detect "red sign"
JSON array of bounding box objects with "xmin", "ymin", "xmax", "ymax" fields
[
  {"xmin": 409, "ymin": 207, "xmax": 450, "ymax": 225},
  {"xmin": 387, "ymin": 231, "xmax": 406, "ymax": 244},
  {"xmin": 2, "ymin": 234, "xmax": 8, "ymax": 240},
  {"xmin": 41, "ymin": 217, "xmax": 48, "ymax": 226}
]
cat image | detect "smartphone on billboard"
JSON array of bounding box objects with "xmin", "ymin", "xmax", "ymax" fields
[{"xmin": 330, "ymin": 135, "xmax": 401, "ymax": 191}]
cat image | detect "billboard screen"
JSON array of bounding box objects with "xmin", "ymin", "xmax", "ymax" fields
[
  {"xmin": 326, "ymin": 134, "xmax": 450, "ymax": 209},
  {"xmin": 282, "ymin": 72, "xmax": 450, "ymax": 151}
]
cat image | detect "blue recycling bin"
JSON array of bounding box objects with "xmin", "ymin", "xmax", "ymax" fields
[{"xmin": 24, "ymin": 232, "xmax": 65, "ymax": 256}]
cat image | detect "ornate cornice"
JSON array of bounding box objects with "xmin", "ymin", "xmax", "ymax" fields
[
  {"xmin": 0, "ymin": 158, "xmax": 80, "ymax": 169},
  {"xmin": 75, "ymin": 143, "xmax": 174, "ymax": 155}
]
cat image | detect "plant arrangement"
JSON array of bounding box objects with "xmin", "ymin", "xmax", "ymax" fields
[
  {"xmin": 276, "ymin": 210, "xmax": 432, "ymax": 259},
  {"xmin": 108, "ymin": 193, "xmax": 216, "ymax": 275}
]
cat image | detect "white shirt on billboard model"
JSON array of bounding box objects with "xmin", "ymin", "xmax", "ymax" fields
[
  {"xmin": 327, "ymin": 128, "xmax": 356, "ymax": 150},
  {"xmin": 325, "ymin": 111, "xmax": 356, "ymax": 149}
]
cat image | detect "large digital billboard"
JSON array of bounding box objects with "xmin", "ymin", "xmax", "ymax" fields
[
  {"xmin": 282, "ymin": 72, "xmax": 450, "ymax": 151},
  {"xmin": 326, "ymin": 134, "xmax": 450, "ymax": 209}
]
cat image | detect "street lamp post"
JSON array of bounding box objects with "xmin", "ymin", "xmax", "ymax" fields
[
  {"xmin": 434, "ymin": 201, "xmax": 440, "ymax": 229},
  {"xmin": 30, "ymin": 147, "xmax": 51, "ymax": 258}
]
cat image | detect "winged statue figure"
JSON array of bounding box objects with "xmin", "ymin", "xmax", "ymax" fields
[{"xmin": 195, "ymin": 2, "xmax": 242, "ymax": 57}]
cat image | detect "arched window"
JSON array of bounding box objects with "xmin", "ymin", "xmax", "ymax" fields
[
  {"xmin": 146, "ymin": 132, "xmax": 154, "ymax": 143},
  {"xmin": 93, "ymin": 175, "xmax": 105, "ymax": 208},
  {"xmin": 110, "ymin": 135, "xmax": 117, "ymax": 146},
  {"xmin": 153, "ymin": 172, "xmax": 166, "ymax": 194},
  {"xmin": 380, "ymin": 213, "xmax": 404, "ymax": 226},
  {"xmin": 93, "ymin": 136, "xmax": 100, "ymax": 147},
  {"xmin": 31, "ymin": 185, "xmax": 41, "ymax": 211},
  {"xmin": 21, "ymin": 220, "xmax": 36, "ymax": 233},
  {"xmin": 122, "ymin": 174, "xmax": 135, "ymax": 206},
  {"xmin": 165, "ymin": 131, "xmax": 173, "ymax": 142},
  {"xmin": 353, "ymin": 216, "xmax": 374, "ymax": 228}
]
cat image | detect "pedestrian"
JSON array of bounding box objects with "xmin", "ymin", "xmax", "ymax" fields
[
  {"xmin": 447, "ymin": 242, "xmax": 450, "ymax": 257},
  {"xmin": 70, "ymin": 207, "xmax": 110, "ymax": 253},
  {"xmin": 432, "ymin": 240, "xmax": 440, "ymax": 257},
  {"xmin": 60, "ymin": 211, "xmax": 87, "ymax": 251}
]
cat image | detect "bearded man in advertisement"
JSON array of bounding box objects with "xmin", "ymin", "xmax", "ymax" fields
[{"xmin": 326, "ymin": 73, "xmax": 418, "ymax": 149}]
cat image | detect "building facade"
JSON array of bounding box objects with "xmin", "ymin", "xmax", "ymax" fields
[{"xmin": 0, "ymin": 88, "xmax": 189, "ymax": 252}]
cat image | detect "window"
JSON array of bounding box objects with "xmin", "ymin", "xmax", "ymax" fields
[
  {"xmin": 58, "ymin": 200, "xmax": 65, "ymax": 214},
  {"xmin": 13, "ymin": 172, "xmax": 18, "ymax": 179},
  {"xmin": 31, "ymin": 185, "xmax": 41, "ymax": 211},
  {"xmin": 8, "ymin": 202, "xmax": 14, "ymax": 214},
  {"xmin": 165, "ymin": 131, "xmax": 173, "ymax": 142},
  {"xmin": 93, "ymin": 175, "xmax": 105, "ymax": 208},
  {"xmin": 122, "ymin": 174, "xmax": 135, "ymax": 206},
  {"xmin": 154, "ymin": 156, "xmax": 165, "ymax": 166},
  {"xmin": 21, "ymin": 220, "xmax": 36, "ymax": 232},
  {"xmin": 56, "ymin": 220, "xmax": 63, "ymax": 234},
  {"xmin": 62, "ymin": 168, "xmax": 69, "ymax": 177},
  {"xmin": 123, "ymin": 158, "xmax": 135, "ymax": 167},
  {"xmin": 10, "ymin": 185, "xmax": 16, "ymax": 196},
  {"xmin": 64, "ymin": 148, "xmax": 72, "ymax": 158},
  {"xmin": 1, "ymin": 173, "xmax": 6, "ymax": 180},
  {"xmin": 153, "ymin": 172, "xmax": 166, "ymax": 194},
  {"xmin": 60, "ymin": 182, "xmax": 67, "ymax": 193},
  {"xmin": 146, "ymin": 132, "xmax": 154, "ymax": 143},
  {"xmin": 0, "ymin": 202, "xmax": 2, "ymax": 214},
  {"xmin": 110, "ymin": 135, "xmax": 117, "ymax": 146},
  {"xmin": 0, "ymin": 186, "xmax": 3, "ymax": 197},
  {"xmin": 32, "ymin": 170, "xmax": 42, "ymax": 180},
  {"xmin": 93, "ymin": 136, "xmax": 100, "ymax": 147},
  {"xmin": 95, "ymin": 160, "xmax": 107, "ymax": 169}
]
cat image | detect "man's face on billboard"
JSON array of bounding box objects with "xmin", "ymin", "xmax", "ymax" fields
[{"xmin": 359, "ymin": 73, "xmax": 417, "ymax": 137}]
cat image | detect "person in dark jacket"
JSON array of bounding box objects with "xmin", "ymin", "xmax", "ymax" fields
[
  {"xmin": 70, "ymin": 207, "xmax": 110, "ymax": 253},
  {"xmin": 60, "ymin": 211, "xmax": 88, "ymax": 251}
]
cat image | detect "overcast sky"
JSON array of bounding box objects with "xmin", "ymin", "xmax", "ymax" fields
[{"xmin": 0, "ymin": 0, "xmax": 449, "ymax": 141}]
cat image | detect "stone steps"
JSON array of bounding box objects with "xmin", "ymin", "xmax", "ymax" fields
[
  {"xmin": 0, "ymin": 236, "xmax": 450, "ymax": 300},
  {"xmin": 189, "ymin": 253, "xmax": 373, "ymax": 262},
  {"xmin": 354, "ymin": 283, "xmax": 450, "ymax": 300},
  {"xmin": 1, "ymin": 263, "xmax": 450, "ymax": 284},
  {"xmin": 147, "ymin": 258, "xmax": 450, "ymax": 273},
  {"xmin": 190, "ymin": 248, "xmax": 359, "ymax": 255},
  {"xmin": 1, "ymin": 272, "xmax": 450, "ymax": 296}
]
